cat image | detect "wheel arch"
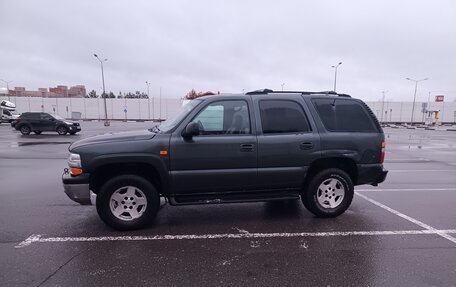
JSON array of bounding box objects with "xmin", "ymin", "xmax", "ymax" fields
[
  {"xmin": 88, "ymin": 154, "xmax": 169, "ymax": 196},
  {"xmin": 56, "ymin": 124, "xmax": 67, "ymax": 131},
  {"xmin": 18, "ymin": 123, "xmax": 31, "ymax": 130},
  {"xmin": 304, "ymin": 157, "xmax": 358, "ymax": 188}
]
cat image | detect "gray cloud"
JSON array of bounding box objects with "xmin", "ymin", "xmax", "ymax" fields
[{"xmin": 1, "ymin": 0, "xmax": 455, "ymax": 101}]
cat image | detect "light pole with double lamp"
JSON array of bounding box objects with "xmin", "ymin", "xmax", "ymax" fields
[
  {"xmin": 331, "ymin": 62, "xmax": 342, "ymax": 92},
  {"xmin": 0, "ymin": 79, "xmax": 13, "ymax": 100},
  {"xmin": 94, "ymin": 54, "xmax": 110, "ymax": 126},
  {"xmin": 406, "ymin": 77, "xmax": 428, "ymax": 124}
]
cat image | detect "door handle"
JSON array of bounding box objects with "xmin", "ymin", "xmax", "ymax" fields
[
  {"xmin": 300, "ymin": 142, "xmax": 314, "ymax": 150},
  {"xmin": 240, "ymin": 144, "xmax": 254, "ymax": 152}
]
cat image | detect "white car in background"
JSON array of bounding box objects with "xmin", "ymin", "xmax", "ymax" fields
[{"xmin": 0, "ymin": 100, "xmax": 20, "ymax": 124}]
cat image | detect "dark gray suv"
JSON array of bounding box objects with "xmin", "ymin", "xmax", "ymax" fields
[{"xmin": 63, "ymin": 90, "xmax": 387, "ymax": 230}]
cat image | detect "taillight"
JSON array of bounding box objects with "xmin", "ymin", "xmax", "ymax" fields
[{"xmin": 380, "ymin": 140, "xmax": 386, "ymax": 163}]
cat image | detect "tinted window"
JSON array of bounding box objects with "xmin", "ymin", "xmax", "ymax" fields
[
  {"xmin": 312, "ymin": 99, "xmax": 377, "ymax": 132},
  {"xmin": 40, "ymin": 113, "xmax": 52, "ymax": 120},
  {"xmin": 259, "ymin": 100, "xmax": 311, "ymax": 134},
  {"xmin": 22, "ymin": 113, "xmax": 41, "ymax": 120},
  {"xmin": 192, "ymin": 100, "xmax": 250, "ymax": 135}
]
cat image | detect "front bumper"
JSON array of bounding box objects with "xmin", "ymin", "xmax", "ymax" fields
[
  {"xmin": 68, "ymin": 125, "xmax": 81, "ymax": 132},
  {"xmin": 62, "ymin": 172, "xmax": 92, "ymax": 205}
]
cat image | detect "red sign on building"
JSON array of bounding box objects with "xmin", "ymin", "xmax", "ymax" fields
[{"xmin": 435, "ymin": 95, "xmax": 444, "ymax": 102}]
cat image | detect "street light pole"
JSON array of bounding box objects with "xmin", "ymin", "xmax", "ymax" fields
[
  {"xmin": 0, "ymin": 79, "xmax": 13, "ymax": 100},
  {"xmin": 331, "ymin": 62, "xmax": 342, "ymax": 92},
  {"xmin": 281, "ymin": 83, "xmax": 285, "ymax": 91},
  {"xmin": 380, "ymin": 91, "xmax": 387, "ymax": 123},
  {"xmin": 159, "ymin": 86, "xmax": 162, "ymax": 120},
  {"xmin": 94, "ymin": 53, "xmax": 110, "ymax": 126},
  {"xmin": 146, "ymin": 81, "xmax": 151, "ymax": 120},
  {"xmin": 406, "ymin": 77, "xmax": 428, "ymax": 125}
]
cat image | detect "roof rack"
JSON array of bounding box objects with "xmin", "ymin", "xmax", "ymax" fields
[{"xmin": 245, "ymin": 89, "xmax": 351, "ymax": 97}]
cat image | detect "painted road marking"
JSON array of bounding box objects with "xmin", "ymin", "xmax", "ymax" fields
[
  {"xmin": 15, "ymin": 229, "xmax": 456, "ymax": 248},
  {"xmin": 356, "ymin": 188, "xmax": 456, "ymax": 192},
  {"xmin": 389, "ymin": 170, "xmax": 456, "ymax": 172},
  {"xmin": 385, "ymin": 158, "xmax": 431, "ymax": 162},
  {"xmin": 356, "ymin": 192, "xmax": 456, "ymax": 244}
]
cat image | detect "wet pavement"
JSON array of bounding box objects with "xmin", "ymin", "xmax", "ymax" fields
[{"xmin": 1, "ymin": 122, "xmax": 456, "ymax": 286}]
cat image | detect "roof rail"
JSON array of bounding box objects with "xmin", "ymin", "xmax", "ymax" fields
[
  {"xmin": 245, "ymin": 89, "xmax": 351, "ymax": 97},
  {"xmin": 245, "ymin": 89, "xmax": 273, "ymax": 95}
]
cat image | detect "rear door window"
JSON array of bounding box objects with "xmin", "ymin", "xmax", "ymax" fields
[
  {"xmin": 23, "ymin": 113, "xmax": 41, "ymax": 120},
  {"xmin": 312, "ymin": 99, "xmax": 377, "ymax": 132},
  {"xmin": 40, "ymin": 113, "xmax": 52, "ymax": 120},
  {"xmin": 259, "ymin": 100, "xmax": 311, "ymax": 134}
]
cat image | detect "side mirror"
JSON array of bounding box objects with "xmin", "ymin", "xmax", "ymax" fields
[{"xmin": 182, "ymin": 122, "xmax": 200, "ymax": 139}]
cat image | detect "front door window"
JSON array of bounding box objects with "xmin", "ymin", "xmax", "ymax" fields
[{"xmin": 191, "ymin": 100, "xmax": 250, "ymax": 135}]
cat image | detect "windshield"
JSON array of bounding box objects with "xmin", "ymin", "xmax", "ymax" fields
[
  {"xmin": 51, "ymin": 114, "xmax": 65, "ymax": 120},
  {"xmin": 154, "ymin": 99, "xmax": 201, "ymax": 133}
]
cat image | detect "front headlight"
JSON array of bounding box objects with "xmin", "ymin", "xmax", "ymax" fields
[{"xmin": 68, "ymin": 153, "xmax": 81, "ymax": 168}]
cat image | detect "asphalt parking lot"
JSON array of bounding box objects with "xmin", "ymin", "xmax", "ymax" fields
[{"xmin": 1, "ymin": 122, "xmax": 456, "ymax": 286}]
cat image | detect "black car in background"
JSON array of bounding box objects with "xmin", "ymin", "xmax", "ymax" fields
[{"xmin": 14, "ymin": 112, "xmax": 81, "ymax": 135}]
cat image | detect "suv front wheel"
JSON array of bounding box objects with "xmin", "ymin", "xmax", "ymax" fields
[
  {"xmin": 302, "ymin": 168, "xmax": 354, "ymax": 217},
  {"xmin": 57, "ymin": 125, "xmax": 67, "ymax": 135},
  {"xmin": 96, "ymin": 175, "xmax": 160, "ymax": 230}
]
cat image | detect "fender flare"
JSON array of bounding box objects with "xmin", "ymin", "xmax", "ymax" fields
[{"xmin": 87, "ymin": 153, "xmax": 170, "ymax": 194}]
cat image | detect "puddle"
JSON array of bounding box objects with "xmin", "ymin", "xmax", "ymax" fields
[{"xmin": 10, "ymin": 142, "xmax": 72, "ymax": 147}]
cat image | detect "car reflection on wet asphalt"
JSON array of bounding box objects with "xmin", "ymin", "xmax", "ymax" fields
[{"xmin": 1, "ymin": 122, "xmax": 456, "ymax": 286}]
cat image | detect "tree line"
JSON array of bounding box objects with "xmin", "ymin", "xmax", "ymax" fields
[{"xmin": 85, "ymin": 90, "xmax": 149, "ymax": 99}]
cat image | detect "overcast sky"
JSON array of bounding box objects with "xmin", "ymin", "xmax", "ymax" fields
[{"xmin": 1, "ymin": 0, "xmax": 455, "ymax": 101}]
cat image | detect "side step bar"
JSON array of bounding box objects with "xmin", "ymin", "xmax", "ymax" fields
[{"xmin": 168, "ymin": 190, "xmax": 300, "ymax": 206}]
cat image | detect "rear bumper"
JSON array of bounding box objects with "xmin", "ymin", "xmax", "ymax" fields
[
  {"xmin": 62, "ymin": 173, "xmax": 92, "ymax": 205},
  {"xmin": 356, "ymin": 164, "xmax": 388, "ymax": 186}
]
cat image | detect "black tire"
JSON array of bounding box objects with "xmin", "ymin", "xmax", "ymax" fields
[
  {"xmin": 302, "ymin": 168, "xmax": 354, "ymax": 218},
  {"xmin": 57, "ymin": 125, "xmax": 67, "ymax": 135},
  {"xmin": 19, "ymin": 125, "xmax": 31, "ymax": 135},
  {"xmin": 34, "ymin": 131, "xmax": 42, "ymax": 135},
  {"xmin": 96, "ymin": 175, "xmax": 160, "ymax": 230}
]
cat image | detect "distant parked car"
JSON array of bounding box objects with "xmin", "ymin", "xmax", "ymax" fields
[
  {"xmin": 1, "ymin": 100, "xmax": 20, "ymax": 124},
  {"xmin": 14, "ymin": 112, "xmax": 81, "ymax": 135},
  {"xmin": 1, "ymin": 108, "xmax": 20, "ymax": 124}
]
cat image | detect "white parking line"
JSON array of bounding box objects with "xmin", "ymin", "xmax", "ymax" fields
[
  {"xmin": 356, "ymin": 188, "xmax": 456, "ymax": 192},
  {"xmin": 355, "ymin": 192, "xmax": 456, "ymax": 244},
  {"xmin": 15, "ymin": 229, "xmax": 456, "ymax": 248},
  {"xmin": 389, "ymin": 170, "xmax": 456, "ymax": 172}
]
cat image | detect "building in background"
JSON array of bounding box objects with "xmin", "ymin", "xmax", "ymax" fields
[{"xmin": 9, "ymin": 85, "xmax": 86, "ymax": 98}]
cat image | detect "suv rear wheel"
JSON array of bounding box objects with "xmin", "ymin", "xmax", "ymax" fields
[
  {"xmin": 96, "ymin": 175, "xmax": 160, "ymax": 230},
  {"xmin": 302, "ymin": 168, "xmax": 354, "ymax": 217},
  {"xmin": 20, "ymin": 125, "xmax": 31, "ymax": 135}
]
